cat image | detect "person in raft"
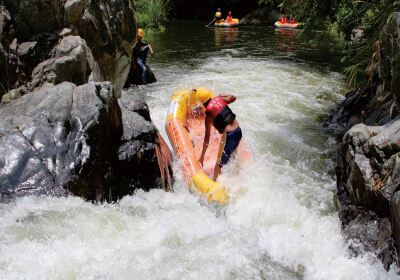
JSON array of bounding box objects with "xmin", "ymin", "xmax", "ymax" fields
[
  {"xmin": 215, "ymin": 8, "xmax": 222, "ymax": 21},
  {"xmin": 225, "ymin": 11, "xmax": 233, "ymax": 23},
  {"xmin": 133, "ymin": 28, "xmax": 154, "ymax": 84},
  {"xmin": 196, "ymin": 89, "xmax": 242, "ymax": 179}
]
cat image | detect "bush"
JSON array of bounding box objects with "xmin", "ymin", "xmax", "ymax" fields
[{"xmin": 133, "ymin": 0, "xmax": 169, "ymax": 29}]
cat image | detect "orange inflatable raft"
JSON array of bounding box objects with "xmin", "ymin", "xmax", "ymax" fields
[
  {"xmin": 214, "ymin": 18, "xmax": 239, "ymax": 27},
  {"xmin": 274, "ymin": 21, "xmax": 300, "ymax": 29},
  {"xmin": 165, "ymin": 89, "xmax": 250, "ymax": 205}
]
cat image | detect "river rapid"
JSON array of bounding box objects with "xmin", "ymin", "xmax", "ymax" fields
[{"xmin": 1, "ymin": 22, "xmax": 398, "ymax": 279}]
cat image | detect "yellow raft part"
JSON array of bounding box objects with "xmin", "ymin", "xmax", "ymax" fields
[
  {"xmin": 166, "ymin": 89, "xmax": 229, "ymax": 205},
  {"xmin": 214, "ymin": 18, "xmax": 239, "ymax": 27}
]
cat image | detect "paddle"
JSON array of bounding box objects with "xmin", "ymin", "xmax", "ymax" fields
[{"xmin": 206, "ymin": 17, "xmax": 217, "ymax": 27}]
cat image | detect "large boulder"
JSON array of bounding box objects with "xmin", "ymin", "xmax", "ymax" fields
[
  {"xmin": 0, "ymin": 82, "xmax": 173, "ymax": 202},
  {"xmin": 1, "ymin": 0, "xmax": 136, "ymax": 99},
  {"xmin": 114, "ymin": 91, "xmax": 173, "ymax": 197},
  {"xmin": 335, "ymin": 120, "xmax": 400, "ymax": 267},
  {"xmin": 0, "ymin": 82, "xmax": 119, "ymax": 200},
  {"xmin": 65, "ymin": 0, "xmax": 136, "ymax": 97}
]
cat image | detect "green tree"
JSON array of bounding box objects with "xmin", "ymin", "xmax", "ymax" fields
[{"xmin": 133, "ymin": 0, "xmax": 169, "ymax": 29}]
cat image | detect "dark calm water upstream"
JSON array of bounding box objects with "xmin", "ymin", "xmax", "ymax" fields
[{"xmin": 0, "ymin": 21, "xmax": 398, "ymax": 279}]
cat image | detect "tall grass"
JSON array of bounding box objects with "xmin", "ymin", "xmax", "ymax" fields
[{"xmin": 133, "ymin": 0, "xmax": 169, "ymax": 29}]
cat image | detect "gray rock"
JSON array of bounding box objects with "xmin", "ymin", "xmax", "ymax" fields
[
  {"xmin": 115, "ymin": 90, "xmax": 173, "ymax": 195},
  {"xmin": 65, "ymin": 0, "xmax": 136, "ymax": 97},
  {"xmin": 3, "ymin": 0, "xmax": 64, "ymax": 40},
  {"xmin": 0, "ymin": 83, "xmax": 173, "ymax": 202},
  {"xmin": 30, "ymin": 36, "xmax": 90, "ymax": 89}
]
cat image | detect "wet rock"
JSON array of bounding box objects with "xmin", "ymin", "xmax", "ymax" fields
[
  {"xmin": 335, "ymin": 119, "xmax": 400, "ymax": 267},
  {"xmin": 114, "ymin": 91, "xmax": 173, "ymax": 198},
  {"xmin": 343, "ymin": 215, "xmax": 395, "ymax": 270},
  {"xmin": 0, "ymin": 83, "xmax": 173, "ymax": 202},
  {"xmin": 30, "ymin": 36, "xmax": 90, "ymax": 89},
  {"xmin": 240, "ymin": 7, "xmax": 279, "ymax": 25},
  {"xmin": 0, "ymin": 82, "xmax": 117, "ymax": 200},
  {"xmin": 0, "ymin": 0, "xmax": 174, "ymax": 204}
]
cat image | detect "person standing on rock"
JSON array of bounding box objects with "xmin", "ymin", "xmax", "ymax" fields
[
  {"xmin": 132, "ymin": 28, "xmax": 154, "ymax": 84},
  {"xmin": 196, "ymin": 89, "xmax": 243, "ymax": 179}
]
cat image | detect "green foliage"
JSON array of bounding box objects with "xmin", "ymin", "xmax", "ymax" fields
[
  {"xmin": 133, "ymin": 0, "xmax": 169, "ymax": 29},
  {"xmin": 261, "ymin": 0, "xmax": 399, "ymax": 86}
]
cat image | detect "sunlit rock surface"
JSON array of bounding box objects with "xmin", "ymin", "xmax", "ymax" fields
[
  {"xmin": 0, "ymin": 0, "xmax": 174, "ymax": 202},
  {"xmin": 0, "ymin": 83, "xmax": 173, "ymax": 201}
]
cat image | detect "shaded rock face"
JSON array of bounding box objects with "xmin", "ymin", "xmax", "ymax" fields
[
  {"xmin": 0, "ymin": 83, "xmax": 173, "ymax": 202},
  {"xmin": 1, "ymin": 0, "xmax": 136, "ymax": 99},
  {"xmin": 329, "ymin": 13, "xmax": 400, "ymax": 268},
  {"xmin": 30, "ymin": 36, "xmax": 91, "ymax": 89},
  {"xmin": 65, "ymin": 0, "xmax": 136, "ymax": 97},
  {"xmin": 115, "ymin": 91, "xmax": 173, "ymax": 196},
  {"xmin": 240, "ymin": 7, "xmax": 279, "ymax": 25}
]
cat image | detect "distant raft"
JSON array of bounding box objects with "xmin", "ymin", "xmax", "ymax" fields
[
  {"xmin": 165, "ymin": 89, "xmax": 250, "ymax": 205},
  {"xmin": 214, "ymin": 18, "xmax": 239, "ymax": 27},
  {"xmin": 274, "ymin": 21, "xmax": 300, "ymax": 29}
]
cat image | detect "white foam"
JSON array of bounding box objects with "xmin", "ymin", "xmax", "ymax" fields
[{"xmin": 0, "ymin": 53, "xmax": 398, "ymax": 279}]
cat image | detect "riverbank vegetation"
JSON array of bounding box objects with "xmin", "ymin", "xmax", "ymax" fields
[
  {"xmin": 259, "ymin": 0, "xmax": 400, "ymax": 86},
  {"xmin": 133, "ymin": 0, "xmax": 169, "ymax": 30}
]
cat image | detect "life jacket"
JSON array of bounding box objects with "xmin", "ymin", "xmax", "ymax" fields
[{"xmin": 206, "ymin": 96, "xmax": 236, "ymax": 133}]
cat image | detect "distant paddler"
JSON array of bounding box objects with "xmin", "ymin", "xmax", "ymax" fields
[{"xmin": 206, "ymin": 8, "xmax": 222, "ymax": 27}]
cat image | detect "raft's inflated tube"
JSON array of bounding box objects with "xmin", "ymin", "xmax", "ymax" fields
[
  {"xmin": 214, "ymin": 18, "xmax": 239, "ymax": 27},
  {"xmin": 274, "ymin": 21, "xmax": 300, "ymax": 29},
  {"xmin": 166, "ymin": 90, "xmax": 229, "ymax": 205}
]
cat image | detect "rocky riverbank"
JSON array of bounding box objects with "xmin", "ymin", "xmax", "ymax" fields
[
  {"xmin": 326, "ymin": 12, "xmax": 400, "ymax": 269},
  {"xmin": 0, "ymin": 0, "xmax": 173, "ymax": 202}
]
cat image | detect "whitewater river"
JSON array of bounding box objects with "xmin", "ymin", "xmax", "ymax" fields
[{"xmin": 1, "ymin": 22, "xmax": 398, "ymax": 279}]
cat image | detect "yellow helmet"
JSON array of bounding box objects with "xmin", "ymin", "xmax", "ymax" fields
[
  {"xmin": 191, "ymin": 88, "xmax": 214, "ymax": 104},
  {"xmin": 137, "ymin": 28, "xmax": 144, "ymax": 37}
]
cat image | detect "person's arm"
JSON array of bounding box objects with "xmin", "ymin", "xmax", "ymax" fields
[
  {"xmin": 148, "ymin": 44, "xmax": 154, "ymax": 55},
  {"xmin": 199, "ymin": 113, "xmax": 213, "ymax": 165},
  {"xmin": 219, "ymin": 94, "xmax": 236, "ymax": 104}
]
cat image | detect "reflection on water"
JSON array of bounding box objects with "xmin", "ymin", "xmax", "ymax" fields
[
  {"xmin": 275, "ymin": 28, "xmax": 299, "ymax": 52},
  {"xmin": 212, "ymin": 27, "xmax": 239, "ymax": 47}
]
